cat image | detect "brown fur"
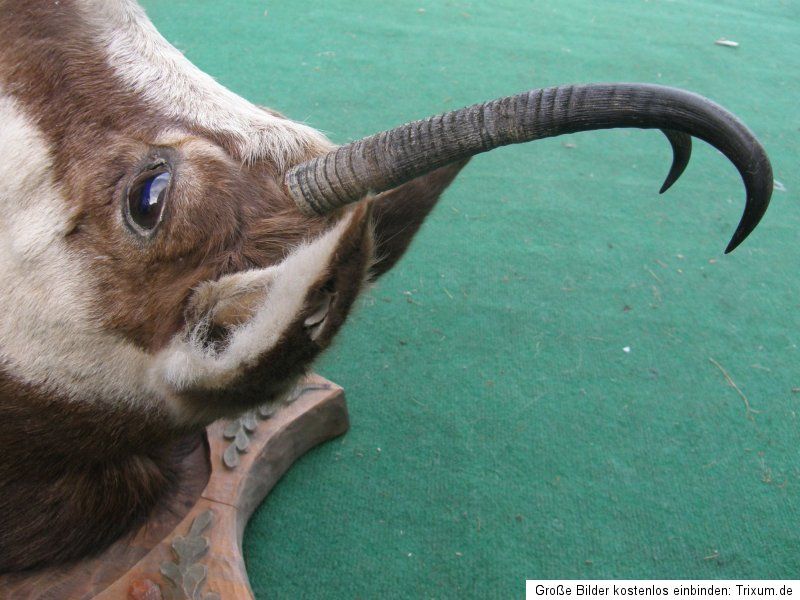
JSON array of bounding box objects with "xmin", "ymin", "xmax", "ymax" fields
[
  {"xmin": 0, "ymin": 0, "xmax": 466, "ymax": 571},
  {"xmin": 0, "ymin": 374, "xmax": 202, "ymax": 571}
]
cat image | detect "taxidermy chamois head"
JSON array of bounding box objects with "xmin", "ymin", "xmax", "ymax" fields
[{"xmin": 0, "ymin": 0, "xmax": 771, "ymax": 572}]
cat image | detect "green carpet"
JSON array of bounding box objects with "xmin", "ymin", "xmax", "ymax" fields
[{"xmin": 142, "ymin": 1, "xmax": 798, "ymax": 596}]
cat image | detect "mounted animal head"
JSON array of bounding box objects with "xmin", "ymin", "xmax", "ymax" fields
[
  {"xmin": 0, "ymin": 0, "xmax": 774, "ymax": 573},
  {"xmin": 0, "ymin": 1, "xmax": 773, "ymax": 429},
  {"xmin": 0, "ymin": 1, "xmax": 771, "ymax": 432}
]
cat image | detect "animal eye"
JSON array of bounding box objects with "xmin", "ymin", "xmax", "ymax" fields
[{"xmin": 126, "ymin": 171, "xmax": 171, "ymax": 233}]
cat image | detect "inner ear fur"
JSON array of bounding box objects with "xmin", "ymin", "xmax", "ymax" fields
[{"xmin": 368, "ymin": 160, "xmax": 469, "ymax": 279}]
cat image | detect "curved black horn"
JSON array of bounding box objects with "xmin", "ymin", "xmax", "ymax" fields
[{"xmin": 285, "ymin": 83, "xmax": 772, "ymax": 253}]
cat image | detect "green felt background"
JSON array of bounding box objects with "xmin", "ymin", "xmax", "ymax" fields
[{"xmin": 141, "ymin": 1, "xmax": 798, "ymax": 596}]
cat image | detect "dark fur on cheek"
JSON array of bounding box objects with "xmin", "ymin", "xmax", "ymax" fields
[{"xmin": 0, "ymin": 375, "xmax": 208, "ymax": 573}]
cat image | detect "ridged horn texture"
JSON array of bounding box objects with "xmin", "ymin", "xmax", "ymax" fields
[{"xmin": 285, "ymin": 83, "xmax": 773, "ymax": 253}]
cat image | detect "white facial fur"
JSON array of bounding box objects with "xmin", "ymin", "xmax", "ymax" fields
[
  {"xmin": 78, "ymin": 0, "xmax": 334, "ymax": 169},
  {"xmin": 0, "ymin": 93, "xmax": 157, "ymax": 409},
  {"xmin": 151, "ymin": 213, "xmax": 355, "ymax": 422}
]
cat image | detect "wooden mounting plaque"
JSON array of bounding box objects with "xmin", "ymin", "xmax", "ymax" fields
[{"xmin": 0, "ymin": 375, "xmax": 348, "ymax": 600}]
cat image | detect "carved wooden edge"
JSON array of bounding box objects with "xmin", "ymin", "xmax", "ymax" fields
[
  {"xmin": 0, "ymin": 375, "xmax": 348, "ymax": 600},
  {"xmin": 158, "ymin": 509, "xmax": 220, "ymax": 600},
  {"xmin": 87, "ymin": 375, "xmax": 346, "ymax": 600}
]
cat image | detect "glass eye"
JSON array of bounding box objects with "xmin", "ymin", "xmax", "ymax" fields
[{"xmin": 127, "ymin": 171, "xmax": 170, "ymax": 232}]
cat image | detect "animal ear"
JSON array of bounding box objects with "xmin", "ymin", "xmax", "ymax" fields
[{"xmin": 368, "ymin": 160, "xmax": 468, "ymax": 279}]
